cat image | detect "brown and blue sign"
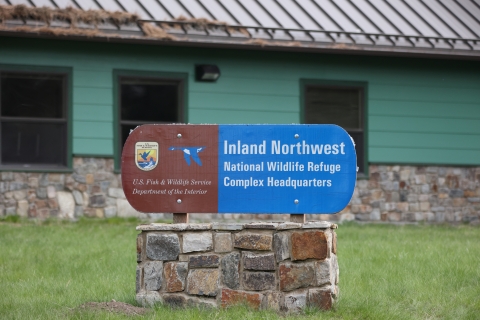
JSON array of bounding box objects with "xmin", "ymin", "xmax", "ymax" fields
[{"xmin": 122, "ymin": 124, "xmax": 357, "ymax": 214}]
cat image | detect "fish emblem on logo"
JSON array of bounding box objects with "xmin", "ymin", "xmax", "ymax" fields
[
  {"xmin": 135, "ymin": 142, "xmax": 158, "ymax": 171},
  {"xmin": 169, "ymin": 146, "xmax": 206, "ymax": 166}
]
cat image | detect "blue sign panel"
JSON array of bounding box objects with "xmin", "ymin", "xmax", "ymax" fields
[{"xmin": 218, "ymin": 124, "xmax": 357, "ymax": 214}]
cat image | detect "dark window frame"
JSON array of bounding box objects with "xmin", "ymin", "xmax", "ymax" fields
[
  {"xmin": 300, "ymin": 79, "xmax": 368, "ymax": 177},
  {"xmin": 0, "ymin": 65, "xmax": 72, "ymax": 171},
  {"xmin": 113, "ymin": 70, "xmax": 188, "ymax": 170}
]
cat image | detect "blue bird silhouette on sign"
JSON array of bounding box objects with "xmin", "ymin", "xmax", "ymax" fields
[
  {"xmin": 138, "ymin": 150, "xmax": 151, "ymax": 161},
  {"xmin": 169, "ymin": 146, "xmax": 206, "ymax": 166}
]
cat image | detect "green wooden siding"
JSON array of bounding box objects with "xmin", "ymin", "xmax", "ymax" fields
[{"xmin": 1, "ymin": 37, "xmax": 479, "ymax": 166}]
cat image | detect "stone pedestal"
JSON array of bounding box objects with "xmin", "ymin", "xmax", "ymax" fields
[{"xmin": 135, "ymin": 221, "xmax": 339, "ymax": 312}]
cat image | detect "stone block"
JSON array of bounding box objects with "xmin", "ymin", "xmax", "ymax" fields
[
  {"xmin": 117, "ymin": 198, "xmax": 142, "ymax": 218},
  {"xmin": 450, "ymin": 189, "xmax": 464, "ymax": 198},
  {"xmin": 265, "ymin": 291, "xmax": 283, "ymax": 311},
  {"xmin": 340, "ymin": 212, "xmax": 355, "ymax": 222},
  {"xmin": 108, "ymin": 188, "xmax": 126, "ymax": 199},
  {"xmin": 212, "ymin": 223, "xmax": 244, "ymax": 230},
  {"xmin": 74, "ymin": 206, "xmax": 83, "ymax": 218},
  {"xmin": 13, "ymin": 190, "xmax": 27, "ymax": 201},
  {"xmin": 1, "ymin": 172, "xmax": 13, "ymax": 181},
  {"xmin": 164, "ymin": 262, "xmax": 188, "ymax": 292},
  {"xmin": 332, "ymin": 232, "xmax": 337, "ymax": 254},
  {"xmin": 0, "ymin": 182, "xmax": 6, "ymax": 194},
  {"xmin": 136, "ymin": 266, "xmax": 142, "ymax": 293},
  {"xmin": 302, "ymin": 221, "xmax": 333, "ymax": 229},
  {"xmin": 388, "ymin": 212, "xmax": 401, "ymax": 221},
  {"xmin": 284, "ymin": 290, "xmax": 307, "ymax": 313},
  {"xmin": 186, "ymin": 269, "xmax": 220, "ymax": 297},
  {"xmin": 315, "ymin": 258, "xmax": 335, "ymax": 286},
  {"xmin": 370, "ymin": 208, "xmax": 381, "ymax": 220},
  {"xmin": 17, "ymin": 200, "xmax": 29, "ymax": 217},
  {"xmin": 57, "ymin": 191, "xmax": 75, "ymax": 219},
  {"xmin": 396, "ymin": 202, "xmax": 409, "ymax": 212},
  {"xmin": 9, "ymin": 182, "xmax": 27, "ymax": 191},
  {"xmin": 36, "ymin": 187, "xmax": 47, "ymax": 199},
  {"xmin": 425, "ymin": 212, "xmax": 435, "ymax": 222},
  {"xmin": 415, "ymin": 212, "xmax": 424, "ymax": 221},
  {"xmin": 242, "ymin": 272, "xmax": 275, "ymax": 291},
  {"xmin": 181, "ymin": 232, "xmax": 213, "ymax": 253},
  {"xmin": 47, "ymin": 185, "xmax": 56, "ymax": 199},
  {"xmin": 220, "ymin": 289, "xmax": 263, "ymax": 309},
  {"xmin": 276, "ymin": 222, "xmax": 302, "ymax": 230},
  {"xmin": 5, "ymin": 207, "xmax": 16, "ymax": 216},
  {"xmin": 89, "ymin": 193, "xmax": 106, "ymax": 207},
  {"xmin": 162, "ymin": 294, "xmax": 186, "ymax": 308},
  {"xmin": 48, "ymin": 198, "xmax": 59, "ymax": 209},
  {"xmin": 104, "ymin": 206, "xmax": 116, "ymax": 218},
  {"xmin": 420, "ymin": 202, "xmax": 430, "ymax": 211},
  {"xmin": 95, "ymin": 208, "xmax": 104, "ymax": 218},
  {"xmin": 185, "ymin": 296, "xmax": 217, "ymax": 309},
  {"xmin": 28, "ymin": 177, "xmax": 38, "ymax": 189},
  {"xmin": 72, "ymin": 190, "xmax": 83, "ymax": 205},
  {"xmin": 214, "ymin": 233, "xmax": 233, "ymax": 253},
  {"xmin": 273, "ymin": 232, "xmax": 290, "ymax": 263},
  {"xmin": 86, "ymin": 173, "xmax": 94, "ymax": 184},
  {"xmin": 409, "ymin": 202, "xmax": 420, "ymax": 211},
  {"xmin": 279, "ymin": 262, "xmax": 315, "ymax": 292},
  {"xmin": 137, "ymin": 223, "xmax": 211, "ymax": 231},
  {"xmin": 144, "ymin": 261, "xmax": 163, "ymax": 291},
  {"xmin": 291, "ymin": 231, "xmax": 328, "ymax": 261},
  {"xmin": 308, "ymin": 288, "xmax": 333, "ymax": 310},
  {"xmin": 136, "ymin": 291, "xmax": 161, "ymax": 307},
  {"xmin": 189, "ymin": 254, "xmax": 220, "ymax": 268},
  {"xmin": 244, "ymin": 222, "xmax": 280, "ymax": 229},
  {"xmin": 146, "ymin": 233, "xmax": 180, "ymax": 261},
  {"xmin": 242, "ymin": 252, "xmax": 275, "ymax": 271},
  {"xmin": 453, "ymin": 198, "xmax": 466, "ymax": 207},
  {"xmin": 136, "ymin": 235, "xmax": 143, "ymax": 262},
  {"xmin": 37, "ymin": 208, "xmax": 50, "ymax": 218},
  {"xmin": 221, "ymin": 252, "xmax": 240, "ymax": 289},
  {"xmin": 34, "ymin": 199, "xmax": 48, "ymax": 209},
  {"xmin": 234, "ymin": 232, "xmax": 272, "ymax": 251}
]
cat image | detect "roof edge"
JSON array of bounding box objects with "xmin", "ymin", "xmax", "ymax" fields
[{"xmin": 1, "ymin": 29, "xmax": 479, "ymax": 62}]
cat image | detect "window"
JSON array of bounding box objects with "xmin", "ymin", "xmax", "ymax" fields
[
  {"xmin": 116, "ymin": 72, "xmax": 186, "ymax": 168},
  {"xmin": 302, "ymin": 81, "xmax": 367, "ymax": 175},
  {"xmin": 0, "ymin": 70, "xmax": 69, "ymax": 169}
]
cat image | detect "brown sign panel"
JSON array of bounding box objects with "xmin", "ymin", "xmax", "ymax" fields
[{"xmin": 121, "ymin": 124, "xmax": 218, "ymax": 213}]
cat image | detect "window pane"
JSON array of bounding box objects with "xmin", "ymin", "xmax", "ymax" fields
[
  {"xmin": 305, "ymin": 86, "xmax": 360, "ymax": 129},
  {"xmin": 1, "ymin": 122, "xmax": 66, "ymax": 166},
  {"xmin": 120, "ymin": 79, "xmax": 179, "ymax": 122},
  {"xmin": 1, "ymin": 73, "xmax": 64, "ymax": 118}
]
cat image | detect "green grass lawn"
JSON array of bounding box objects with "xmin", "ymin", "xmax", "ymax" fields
[{"xmin": 0, "ymin": 217, "xmax": 479, "ymax": 319}]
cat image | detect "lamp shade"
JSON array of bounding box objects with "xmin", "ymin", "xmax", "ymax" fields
[{"xmin": 195, "ymin": 65, "xmax": 220, "ymax": 82}]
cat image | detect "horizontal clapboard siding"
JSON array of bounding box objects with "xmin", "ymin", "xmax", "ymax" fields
[{"xmin": 0, "ymin": 37, "xmax": 479, "ymax": 165}]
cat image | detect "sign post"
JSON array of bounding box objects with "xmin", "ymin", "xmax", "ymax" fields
[{"xmin": 121, "ymin": 124, "xmax": 357, "ymax": 218}]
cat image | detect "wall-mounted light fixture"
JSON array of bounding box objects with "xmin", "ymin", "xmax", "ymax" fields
[{"xmin": 195, "ymin": 65, "xmax": 220, "ymax": 82}]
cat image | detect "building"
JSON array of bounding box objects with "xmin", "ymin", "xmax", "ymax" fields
[{"xmin": 0, "ymin": 0, "xmax": 479, "ymax": 223}]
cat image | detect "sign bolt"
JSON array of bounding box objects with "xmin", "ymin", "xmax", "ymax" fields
[
  {"xmin": 177, "ymin": 133, "xmax": 182, "ymax": 138},
  {"xmin": 177, "ymin": 199, "xmax": 182, "ymax": 204},
  {"xmin": 294, "ymin": 199, "xmax": 299, "ymax": 204},
  {"xmin": 294, "ymin": 134, "xmax": 299, "ymax": 139}
]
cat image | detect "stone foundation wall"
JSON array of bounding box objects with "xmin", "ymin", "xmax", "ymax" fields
[
  {"xmin": 135, "ymin": 221, "xmax": 339, "ymax": 312},
  {"xmin": 0, "ymin": 158, "xmax": 479, "ymax": 224}
]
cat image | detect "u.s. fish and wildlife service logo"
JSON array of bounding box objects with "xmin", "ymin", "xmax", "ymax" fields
[{"xmin": 135, "ymin": 142, "xmax": 158, "ymax": 171}]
